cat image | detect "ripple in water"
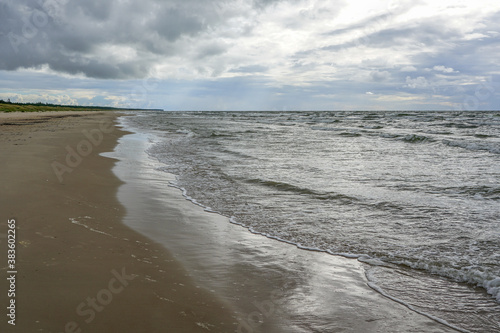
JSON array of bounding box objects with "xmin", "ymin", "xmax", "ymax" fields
[{"xmin": 126, "ymin": 111, "xmax": 500, "ymax": 332}]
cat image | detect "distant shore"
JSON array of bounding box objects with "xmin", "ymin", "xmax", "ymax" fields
[{"xmin": 0, "ymin": 100, "xmax": 162, "ymax": 113}]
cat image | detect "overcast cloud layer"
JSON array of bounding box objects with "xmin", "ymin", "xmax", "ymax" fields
[{"xmin": 1, "ymin": 0, "xmax": 500, "ymax": 110}]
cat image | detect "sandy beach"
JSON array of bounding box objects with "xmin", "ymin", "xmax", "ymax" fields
[
  {"xmin": 0, "ymin": 111, "xmax": 461, "ymax": 333},
  {"xmin": 2, "ymin": 0, "xmax": 499, "ymax": 331},
  {"xmin": 0, "ymin": 112, "xmax": 237, "ymax": 332}
]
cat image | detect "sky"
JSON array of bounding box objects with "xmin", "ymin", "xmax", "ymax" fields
[{"xmin": 1, "ymin": 0, "xmax": 500, "ymax": 111}]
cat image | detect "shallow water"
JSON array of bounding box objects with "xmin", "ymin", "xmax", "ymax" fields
[{"xmin": 122, "ymin": 111, "xmax": 500, "ymax": 332}]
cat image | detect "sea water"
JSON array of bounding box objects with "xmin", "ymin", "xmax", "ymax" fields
[{"xmin": 122, "ymin": 111, "xmax": 500, "ymax": 332}]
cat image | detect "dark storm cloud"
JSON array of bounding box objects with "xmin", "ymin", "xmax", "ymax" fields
[
  {"xmin": 0, "ymin": 0, "xmax": 266, "ymax": 79},
  {"xmin": 195, "ymin": 42, "xmax": 227, "ymax": 60},
  {"xmin": 63, "ymin": 1, "xmax": 114, "ymax": 22}
]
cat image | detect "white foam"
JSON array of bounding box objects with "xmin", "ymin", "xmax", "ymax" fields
[
  {"xmin": 162, "ymin": 183, "xmax": 494, "ymax": 332},
  {"xmin": 443, "ymin": 139, "xmax": 500, "ymax": 154},
  {"xmin": 486, "ymin": 278, "xmax": 500, "ymax": 303},
  {"xmin": 167, "ymin": 176, "xmax": 500, "ymax": 306},
  {"xmin": 176, "ymin": 129, "xmax": 195, "ymax": 137},
  {"xmin": 357, "ymin": 255, "xmax": 392, "ymax": 267},
  {"xmin": 389, "ymin": 257, "xmax": 500, "ymax": 302},
  {"xmin": 365, "ymin": 269, "xmax": 472, "ymax": 333}
]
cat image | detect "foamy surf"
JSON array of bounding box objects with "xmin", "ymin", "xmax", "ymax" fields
[{"xmin": 120, "ymin": 110, "xmax": 500, "ymax": 332}]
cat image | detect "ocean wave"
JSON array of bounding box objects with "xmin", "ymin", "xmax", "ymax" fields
[
  {"xmin": 442, "ymin": 139, "xmax": 500, "ymax": 154},
  {"xmin": 402, "ymin": 134, "xmax": 433, "ymax": 143},
  {"xmin": 379, "ymin": 132, "xmax": 401, "ymax": 139},
  {"xmin": 426, "ymin": 130, "xmax": 454, "ymax": 135},
  {"xmin": 244, "ymin": 178, "xmax": 358, "ymax": 203},
  {"xmin": 220, "ymin": 148, "xmax": 257, "ymax": 160},
  {"xmin": 310, "ymin": 126, "xmax": 342, "ymax": 131},
  {"xmin": 338, "ymin": 131, "xmax": 362, "ymax": 137},
  {"xmin": 361, "ymin": 125, "xmax": 384, "ymax": 129},
  {"xmin": 175, "ymin": 129, "xmax": 195, "ymax": 137},
  {"xmin": 441, "ymin": 122, "xmax": 480, "ymax": 129},
  {"xmin": 208, "ymin": 132, "xmax": 234, "ymax": 138},
  {"xmin": 393, "ymin": 258, "xmax": 500, "ymax": 303},
  {"xmin": 311, "ymin": 126, "xmax": 436, "ymax": 144},
  {"xmin": 420, "ymin": 184, "xmax": 500, "ymax": 200},
  {"xmin": 474, "ymin": 134, "xmax": 497, "ymax": 139},
  {"xmin": 310, "ymin": 126, "xmax": 365, "ymax": 138},
  {"xmin": 450, "ymin": 185, "xmax": 500, "ymax": 199},
  {"xmin": 245, "ymin": 178, "xmax": 319, "ymax": 195}
]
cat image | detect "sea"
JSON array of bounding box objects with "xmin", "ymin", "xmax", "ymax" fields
[{"xmin": 121, "ymin": 110, "xmax": 500, "ymax": 332}]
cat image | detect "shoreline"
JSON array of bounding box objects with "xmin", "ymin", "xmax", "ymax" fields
[
  {"xmin": 110, "ymin": 116, "xmax": 460, "ymax": 333},
  {"xmin": 0, "ymin": 111, "xmax": 237, "ymax": 332}
]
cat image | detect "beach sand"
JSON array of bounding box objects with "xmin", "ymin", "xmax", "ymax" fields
[
  {"xmin": 0, "ymin": 111, "xmax": 459, "ymax": 333},
  {"xmin": 0, "ymin": 112, "xmax": 237, "ymax": 332}
]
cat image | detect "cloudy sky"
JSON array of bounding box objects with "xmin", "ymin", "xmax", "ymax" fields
[{"xmin": 1, "ymin": 0, "xmax": 500, "ymax": 111}]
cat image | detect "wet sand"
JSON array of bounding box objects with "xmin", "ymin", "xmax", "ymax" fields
[
  {"xmin": 109, "ymin": 124, "xmax": 460, "ymax": 333},
  {"xmin": 0, "ymin": 112, "xmax": 237, "ymax": 332}
]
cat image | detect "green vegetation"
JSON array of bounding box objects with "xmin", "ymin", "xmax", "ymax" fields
[{"xmin": 0, "ymin": 99, "xmax": 161, "ymax": 112}]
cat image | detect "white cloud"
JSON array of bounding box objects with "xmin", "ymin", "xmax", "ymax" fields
[
  {"xmin": 370, "ymin": 71, "xmax": 390, "ymax": 82},
  {"xmin": 433, "ymin": 65, "xmax": 458, "ymax": 73},
  {"xmin": 0, "ymin": 92, "xmax": 78, "ymax": 105},
  {"xmin": 401, "ymin": 65, "xmax": 418, "ymax": 72},
  {"xmin": 405, "ymin": 76, "xmax": 430, "ymax": 89},
  {"xmin": 375, "ymin": 94, "xmax": 424, "ymax": 102}
]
